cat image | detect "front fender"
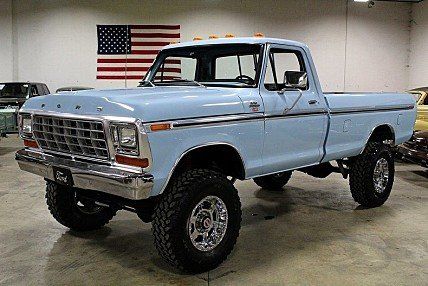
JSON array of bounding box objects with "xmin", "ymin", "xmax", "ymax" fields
[{"xmin": 146, "ymin": 120, "xmax": 264, "ymax": 196}]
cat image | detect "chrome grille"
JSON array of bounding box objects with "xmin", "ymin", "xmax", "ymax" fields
[{"xmin": 33, "ymin": 115, "xmax": 109, "ymax": 160}]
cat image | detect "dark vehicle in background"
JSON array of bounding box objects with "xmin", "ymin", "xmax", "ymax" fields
[
  {"xmin": 0, "ymin": 82, "xmax": 50, "ymax": 136},
  {"xmin": 0, "ymin": 107, "xmax": 18, "ymax": 137},
  {"xmin": 0, "ymin": 82, "xmax": 50, "ymax": 108},
  {"xmin": 56, "ymin": 86, "xmax": 93, "ymax": 93},
  {"xmin": 397, "ymin": 131, "xmax": 428, "ymax": 168}
]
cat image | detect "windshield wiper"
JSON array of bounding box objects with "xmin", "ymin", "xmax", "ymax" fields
[
  {"xmin": 138, "ymin": 80, "xmax": 155, "ymax": 87},
  {"xmin": 157, "ymin": 79, "xmax": 206, "ymax": 87},
  {"xmin": 184, "ymin": 79, "xmax": 205, "ymax": 87}
]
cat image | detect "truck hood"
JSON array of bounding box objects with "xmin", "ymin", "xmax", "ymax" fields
[{"xmin": 21, "ymin": 86, "xmax": 245, "ymax": 122}]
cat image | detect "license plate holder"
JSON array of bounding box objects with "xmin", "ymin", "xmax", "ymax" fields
[{"xmin": 52, "ymin": 166, "xmax": 74, "ymax": 186}]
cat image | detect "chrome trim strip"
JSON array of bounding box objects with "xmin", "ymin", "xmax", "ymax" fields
[
  {"xmin": 15, "ymin": 148, "xmax": 154, "ymax": 200},
  {"xmin": 264, "ymin": 109, "xmax": 328, "ymax": 120},
  {"xmin": 330, "ymin": 104, "xmax": 414, "ymax": 115},
  {"xmin": 159, "ymin": 142, "xmax": 246, "ymax": 194},
  {"xmin": 21, "ymin": 109, "xmax": 138, "ymax": 123},
  {"xmin": 172, "ymin": 113, "xmax": 264, "ymax": 128},
  {"xmin": 145, "ymin": 110, "xmax": 329, "ymax": 131}
]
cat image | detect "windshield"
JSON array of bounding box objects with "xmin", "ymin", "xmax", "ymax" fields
[
  {"xmin": 0, "ymin": 83, "xmax": 29, "ymax": 98},
  {"xmin": 141, "ymin": 44, "xmax": 263, "ymax": 88},
  {"xmin": 409, "ymin": 92, "xmax": 422, "ymax": 102}
]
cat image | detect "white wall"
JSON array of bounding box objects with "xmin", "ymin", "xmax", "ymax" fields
[
  {"xmin": 0, "ymin": 0, "xmax": 13, "ymax": 82},
  {"xmin": 6, "ymin": 0, "xmax": 414, "ymax": 92},
  {"xmin": 345, "ymin": 1, "xmax": 411, "ymax": 92},
  {"xmin": 409, "ymin": 0, "xmax": 428, "ymax": 89}
]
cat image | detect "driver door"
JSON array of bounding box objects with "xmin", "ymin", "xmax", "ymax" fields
[{"xmin": 260, "ymin": 44, "xmax": 328, "ymax": 174}]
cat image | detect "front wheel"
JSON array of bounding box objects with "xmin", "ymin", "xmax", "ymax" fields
[
  {"xmin": 349, "ymin": 142, "xmax": 395, "ymax": 207},
  {"xmin": 45, "ymin": 181, "xmax": 117, "ymax": 231},
  {"xmin": 152, "ymin": 169, "xmax": 241, "ymax": 273}
]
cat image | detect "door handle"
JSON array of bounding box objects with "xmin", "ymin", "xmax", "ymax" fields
[{"xmin": 308, "ymin": 100, "xmax": 318, "ymax": 105}]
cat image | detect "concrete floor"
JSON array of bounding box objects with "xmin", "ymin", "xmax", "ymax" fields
[{"xmin": 0, "ymin": 135, "xmax": 427, "ymax": 286}]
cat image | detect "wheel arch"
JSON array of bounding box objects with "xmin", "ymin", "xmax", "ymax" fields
[
  {"xmin": 361, "ymin": 124, "xmax": 395, "ymax": 154},
  {"xmin": 160, "ymin": 142, "xmax": 246, "ymax": 193}
]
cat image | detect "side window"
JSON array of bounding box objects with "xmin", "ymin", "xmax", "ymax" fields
[
  {"xmin": 179, "ymin": 58, "xmax": 197, "ymax": 81},
  {"xmin": 215, "ymin": 54, "xmax": 258, "ymax": 83},
  {"xmin": 264, "ymin": 49, "xmax": 305, "ymax": 91},
  {"xmin": 42, "ymin": 84, "xmax": 50, "ymax": 95},
  {"xmin": 423, "ymin": 95, "xmax": 428, "ymax": 105},
  {"xmin": 36, "ymin": 85, "xmax": 45, "ymax": 96},
  {"xmin": 30, "ymin": 85, "xmax": 39, "ymax": 97}
]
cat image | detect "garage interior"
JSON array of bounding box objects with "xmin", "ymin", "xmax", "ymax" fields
[{"xmin": 0, "ymin": 0, "xmax": 427, "ymax": 285}]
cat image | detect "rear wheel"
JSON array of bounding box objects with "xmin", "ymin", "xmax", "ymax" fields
[
  {"xmin": 45, "ymin": 181, "xmax": 116, "ymax": 231},
  {"xmin": 253, "ymin": 171, "xmax": 293, "ymax": 190},
  {"xmin": 152, "ymin": 169, "xmax": 241, "ymax": 273},
  {"xmin": 349, "ymin": 142, "xmax": 395, "ymax": 207}
]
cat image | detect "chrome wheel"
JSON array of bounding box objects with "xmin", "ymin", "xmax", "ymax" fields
[
  {"xmin": 187, "ymin": 195, "xmax": 228, "ymax": 252},
  {"xmin": 373, "ymin": 158, "xmax": 389, "ymax": 194}
]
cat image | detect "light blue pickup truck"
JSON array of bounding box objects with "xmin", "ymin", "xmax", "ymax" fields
[{"xmin": 16, "ymin": 37, "xmax": 416, "ymax": 272}]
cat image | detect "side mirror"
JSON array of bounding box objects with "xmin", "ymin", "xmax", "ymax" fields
[{"xmin": 283, "ymin": 71, "xmax": 308, "ymax": 90}]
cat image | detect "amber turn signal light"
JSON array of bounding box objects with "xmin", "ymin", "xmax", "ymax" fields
[
  {"xmin": 115, "ymin": 155, "xmax": 149, "ymax": 168},
  {"xmin": 24, "ymin": 139, "xmax": 38, "ymax": 148},
  {"xmin": 150, "ymin": 123, "xmax": 171, "ymax": 132}
]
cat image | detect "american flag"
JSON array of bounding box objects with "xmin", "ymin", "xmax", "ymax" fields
[{"xmin": 96, "ymin": 24, "xmax": 181, "ymax": 80}]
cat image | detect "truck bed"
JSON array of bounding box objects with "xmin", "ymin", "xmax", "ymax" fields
[{"xmin": 322, "ymin": 92, "xmax": 416, "ymax": 162}]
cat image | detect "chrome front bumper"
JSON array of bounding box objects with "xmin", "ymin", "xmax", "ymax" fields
[{"xmin": 15, "ymin": 148, "xmax": 154, "ymax": 200}]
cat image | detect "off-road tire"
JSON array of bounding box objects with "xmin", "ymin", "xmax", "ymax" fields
[
  {"xmin": 349, "ymin": 142, "xmax": 395, "ymax": 208},
  {"xmin": 152, "ymin": 169, "xmax": 241, "ymax": 273},
  {"xmin": 46, "ymin": 180, "xmax": 116, "ymax": 231},
  {"xmin": 253, "ymin": 171, "xmax": 293, "ymax": 190}
]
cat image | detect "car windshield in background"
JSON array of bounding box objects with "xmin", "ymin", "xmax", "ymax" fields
[
  {"xmin": 409, "ymin": 92, "xmax": 422, "ymax": 102},
  {"xmin": 0, "ymin": 83, "xmax": 29, "ymax": 98},
  {"xmin": 141, "ymin": 44, "xmax": 263, "ymax": 88}
]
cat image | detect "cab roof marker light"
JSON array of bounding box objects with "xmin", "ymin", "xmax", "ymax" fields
[
  {"xmin": 209, "ymin": 34, "xmax": 219, "ymax": 39},
  {"xmin": 193, "ymin": 36, "xmax": 203, "ymax": 41},
  {"xmin": 254, "ymin": 32, "xmax": 264, "ymax": 38},
  {"xmin": 225, "ymin": 33, "xmax": 235, "ymax": 38}
]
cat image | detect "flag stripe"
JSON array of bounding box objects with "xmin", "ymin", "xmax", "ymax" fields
[
  {"xmin": 131, "ymin": 50, "xmax": 160, "ymax": 55},
  {"xmin": 97, "ymin": 67, "xmax": 181, "ymax": 72},
  {"xmin": 131, "ymin": 33, "xmax": 180, "ymax": 38},
  {"xmin": 131, "ymin": 24, "xmax": 180, "ymax": 29},
  {"xmin": 97, "ymin": 58, "xmax": 179, "ymax": 64},
  {"xmin": 97, "ymin": 75, "xmax": 179, "ymax": 80},
  {"xmin": 131, "ymin": 41, "xmax": 172, "ymax": 46}
]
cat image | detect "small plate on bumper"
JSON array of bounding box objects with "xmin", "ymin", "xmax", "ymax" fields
[{"xmin": 52, "ymin": 166, "xmax": 74, "ymax": 186}]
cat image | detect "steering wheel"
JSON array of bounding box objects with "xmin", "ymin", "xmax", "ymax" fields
[{"xmin": 235, "ymin": 75, "xmax": 254, "ymax": 84}]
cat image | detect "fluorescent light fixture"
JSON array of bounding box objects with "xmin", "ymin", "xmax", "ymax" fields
[{"xmin": 354, "ymin": 0, "xmax": 369, "ymax": 2}]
